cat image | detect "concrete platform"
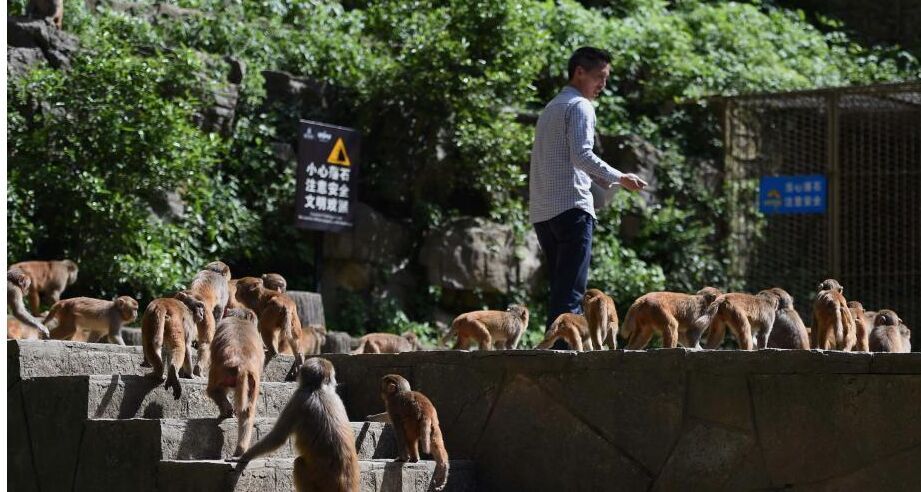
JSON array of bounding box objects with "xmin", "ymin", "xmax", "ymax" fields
[{"xmin": 157, "ymin": 458, "xmax": 475, "ymax": 492}]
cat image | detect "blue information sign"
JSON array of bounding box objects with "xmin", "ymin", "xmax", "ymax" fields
[{"xmin": 758, "ymin": 175, "xmax": 827, "ymax": 215}]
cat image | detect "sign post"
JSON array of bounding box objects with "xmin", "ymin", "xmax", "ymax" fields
[
  {"xmin": 296, "ymin": 120, "xmax": 360, "ymax": 291},
  {"xmin": 758, "ymin": 174, "xmax": 827, "ymax": 215}
]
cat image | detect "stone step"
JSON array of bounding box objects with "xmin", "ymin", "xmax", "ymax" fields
[
  {"xmin": 22, "ymin": 374, "xmax": 297, "ymax": 420},
  {"xmin": 81, "ymin": 419, "xmax": 397, "ymax": 461},
  {"xmin": 9, "ymin": 339, "xmax": 299, "ymax": 382},
  {"xmin": 156, "ymin": 458, "xmax": 476, "ymax": 492}
]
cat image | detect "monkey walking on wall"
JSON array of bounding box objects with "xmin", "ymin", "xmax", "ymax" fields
[
  {"xmin": 141, "ymin": 297, "xmax": 200, "ymax": 397},
  {"xmin": 442, "ymin": 305, "xmax": 529, "ymax": 350},
  {"xmin": 10, "ymin": 259, "xmax": 78, "ymax": 315},
  {"xmin": 620, "ymin": 287, "xmax": 722, "ymax": 350},
  {"xmin": 44, "ymin": 296, "xmax": 138, "ymax": 345},
  {"xmin": 352, "ymin": 331, "xmax": 420, "ymax": 354}
]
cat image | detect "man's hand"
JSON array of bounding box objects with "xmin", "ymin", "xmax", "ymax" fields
[{"xmin": 618, "ymin": 173, "xmax": 648, "ymax": 191}]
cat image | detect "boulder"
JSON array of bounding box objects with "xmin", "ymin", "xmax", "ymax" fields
[
  {"xmin": 419, "ymin": 217, "xmax": 542, "ymax": 294},
  {"xmin": 322, "ymin": 331, "xmax": 354, "ymax": 354},
  {"xmin": 261, "ymin": 70, "xmax": 324, "ymax": 104},
  {"xmin": 6, "ymin": 17, "xmax": 79, "ymax": 75}
]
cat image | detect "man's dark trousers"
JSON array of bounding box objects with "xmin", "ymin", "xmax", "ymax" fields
[{"xmin": 533, "ymin": 207, "xmax": 594, "ymax": 344}]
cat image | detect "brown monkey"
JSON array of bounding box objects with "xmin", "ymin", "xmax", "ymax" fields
[
  {"xmin": 208, "ymin": 307, "xmax": 264, "ymax": 456},
  {"xmin": 869, "ymin": 310, "xmax": 911, "ymax": 353},
  {"xmin": 693, "ymin": 289, "xmax": 780, "ymax": 350},
  {"xmin": 226, "ymin": 278, "xmax": 241, "ymax": 310},
  {"xmin": 301, "ymin": 323, "xmax": 326, "ymax": 355},
  {"xmin": 536, "ymin": 313, "xmax": 590, "ymax": 351},
  {"xmin": 234, "ymin": 277, "xmax": 304, "ymax": 368},
  {"xmin": 7, "ymin": 268, "xmax": 49, "ymax": 338},
  {"xmin": 231, "ymin": 358, "xmax": 360, "ymax": 492},
  {"xmin": 10, "ymin": 259, "xmax": 78, "ymax": 314},
  {"xmin": 176, "ymin": 262, "xmax": 231, "ymax": 376},
  {"xmin": 44, "ymin": 296, "xmax": 138, "ymax": 344},
  {"xmin": 766, "ymin": 287, "xmax": 810, "ymax": 350},
  {"xmin": 141, "ymin": 297, "xmax": 200, "ymax": 396},
  {"xmin": 443, "ymin": 305, "xmax": 529, "ymax": 350},
  {"xmin": 352, "ymin": 331, "xmax": 421, "ymax": 354},
  {"xmin": 812, "ymin": 279, "xmax": 857, "ymax": 351},
  {"xmin": 582, "ymin": 289, "xmax": 619, "ymax": 349},
  {"xmin": 261, "ymin": 273, "xmax": 287, "ymax": 293},
  {"xmin": 380, "ymin": 374, "xmax": 449, "ymax": 491},
  {"xmin": 847, "ymin": 301, "xmax": 872, "ymax": 352},
  {"xmin": 26, "ymin": 0, "xmax": 64, "ymax": 29},
  {"xmin": 621, "ymin": 287, "xmax": 722, "ymax": 350}
]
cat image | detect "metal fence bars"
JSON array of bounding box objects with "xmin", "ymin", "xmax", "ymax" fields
[{"xmin": 722, "ymin": 82, "xmax": 921, "ymax": 337}]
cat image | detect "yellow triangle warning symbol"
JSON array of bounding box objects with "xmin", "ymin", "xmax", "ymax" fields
[{"xmin": 326, "ymin": 137, "xmax": 351, "ymax": 167}]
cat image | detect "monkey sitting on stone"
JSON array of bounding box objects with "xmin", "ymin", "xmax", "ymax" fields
[
  {"xmin": 868, "ymin": 309, "xmax": 912, "ymax": 353},
  {"xmin": 766, "ymin": 287, "xmax": 810, "ymax": 350},
  {"xmin": 812, "ymin": 279, "xmax": 857, "ymax": 351},
  {"xmin": 380, "ymin": 374, "xmax": 449, "ymax": 491},
  {"xmin": 442, "ymin": 305, "xmax": 529, "ymax": 350},
  {"xmin": 352, "ymin": 331, "xmax": 420, "ymax": 354},
  {"xmin": 537, "ymin": 313, "xmax": 591, "ymax": 351},
  {"xmin": 45, "ymin": 296, "xmax": 138, "ymax": 345},
  {"xmin": 621, "ymin": 287, "xmax": 722, "ymax": 350},
  {"xmin": 230, "ymin": 358, "xmax": 360, "ymax": 492},
  {"xmin": 582, "ymin": 288, "xmax": 618, "ymax": 349}
]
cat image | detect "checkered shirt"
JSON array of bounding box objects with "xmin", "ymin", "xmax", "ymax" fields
[{"xmin": 528, "ymin": 86, "xmax": 623, "ymax": 224}]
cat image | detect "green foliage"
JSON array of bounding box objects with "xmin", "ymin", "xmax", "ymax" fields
[
  {"xmin": 6, "ymin": 0, "xmax": 918, "ymax": 333},
  {"xmin": 7, "ymin": 41, "xmax": 255, "ymax": 301}
]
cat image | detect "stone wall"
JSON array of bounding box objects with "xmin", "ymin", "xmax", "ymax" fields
[{"xmin": 325, "ymin": 349, "xmax": 921, "ymax": 491}]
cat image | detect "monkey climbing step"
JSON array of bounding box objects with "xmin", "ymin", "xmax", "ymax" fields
[
  {"xmin": 156, "ymin": 458, "xmax": 476, "ymax": 492},
  {"xmin": 9, "ymin": 339, "xmax": 300, "ymax": 382}
]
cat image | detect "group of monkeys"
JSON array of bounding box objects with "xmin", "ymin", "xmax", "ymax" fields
[
  {"xmin": 6, "ymin": 259, "xmax": 449, "ymax": 492},
  {"xmin": 434, "ymin": 281, "xmax": 911, "ymax": 354}
]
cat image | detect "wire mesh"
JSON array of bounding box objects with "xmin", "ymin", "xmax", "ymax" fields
[{"xmin": 724, "ymin": 83, "xmax": 921, "ymax": 341}]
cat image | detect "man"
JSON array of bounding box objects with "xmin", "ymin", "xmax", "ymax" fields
[{"xmin": 529, "ymin": 46, "xmax": 647, "ymax": 344}]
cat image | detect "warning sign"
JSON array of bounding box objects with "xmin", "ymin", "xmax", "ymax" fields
[
  {"xmin": 295, "ymin": 120, "xmax": 360, "ymax": 232},
  {"xmin": 326, "ymin": 138, "xmax": 351, "ymax": 166}
]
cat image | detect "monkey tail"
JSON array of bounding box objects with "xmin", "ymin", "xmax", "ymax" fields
[
  {"xmin": 429, "ymin": 419, "xmax": 449, "ymax": 492},
  {"xmin": 420, "ymin": 416, "xmax": 433, "ymax": 454},
  {"xmin": 693, "ymin": 295, "xmax": 725, "ymax": 332},
  {"xmin": 235, "ymin": 370, "xmax": 255, "ymax": 418}
]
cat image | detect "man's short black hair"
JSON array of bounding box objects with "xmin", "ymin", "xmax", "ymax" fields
[{"xmin": 567, "ymin": 46, "xmax": 612, "ymax": 80}]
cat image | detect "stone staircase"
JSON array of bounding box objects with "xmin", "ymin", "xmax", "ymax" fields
[{"xmin": 8, "ymin": 340, "xmax": 476, "ymax": 491}]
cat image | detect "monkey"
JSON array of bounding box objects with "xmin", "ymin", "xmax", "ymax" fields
[
  {"xmin": 7, "ymin": 268, "xmax": 50, "ymax": 338},
  {"xmin": 536, "ymin": 313, "xmax": 591, "ymax": 351},
  {"xmin": 868, "ymin": 310, "xmax": 912, "ymax": 353},
  {"xmin": 812, "ymin": 279, "xmax": 857, "ymax": 351},
  {"xmin": 442, "ymin": 305, "xmax": 529, "ymax": 350},
  {"xmin": 226, "ymin": 279, "xmax": 241, "ymax": 311},
  {"xmin": 10, "ymin": 259, "xmax": 78, "ymax": 314},
  {"xmin": 175, "ymin": 262, "xmax": 231, "ymax": 376},
  {"xmin": 847, "ymin": 301, "xmax": 872, "ymax": 352},
  {"xmin": 261, "ymin": 273, "xmax": 287, "ymax": 293},
  {"xmin": 140, "ymin": 297, "xmax": 200, "ymax": 396},
  {"xmin": 25, "ymin": 0, "xmax": 63, "ymax": 29},
  {"xmin": 234, "ymin": 277, "xmax": 304, "ymax": 368},
  {"xmin": 207, "ymin": 307, "xmax": 264, "ymax": 456},
  {"xmin": 44, "ymin": 296, "xmax": 138, "ymax": 344},
  {"xmin": 230, "ymin": 358, "xmax": 360, "ymax": 492},
  {"xmin": 582, "ymin": 288, "xmax": 619, "ymax": 349},
  {"xmin": 620, "ymin": 287, "xmax": 723, "ymax": 350},
  {"xmin": 323, "ymin": 331, "xmax": 355, "ymax": 354},
  {"xmin": 301, "ymin": 323, "xmax": 327, "ymax": 355},
  {"xmin": 352, "ymin": 331, "xmax": 421, "ymax": 354},
  {"xmin": 380, "ymin": 374, "xmax": 449, "ymax": 491},
  {"xmin": 766, "ymin": 287, "xmax": 810, "ymax": 350},
  {"xmin": 693, "ymin": 289, "xmax": 780, "ymax": 350}
]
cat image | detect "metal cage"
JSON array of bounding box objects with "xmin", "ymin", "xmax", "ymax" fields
[{"xmin": 722, "ymin": 82, "xmax": 921, "ymax": 339}]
